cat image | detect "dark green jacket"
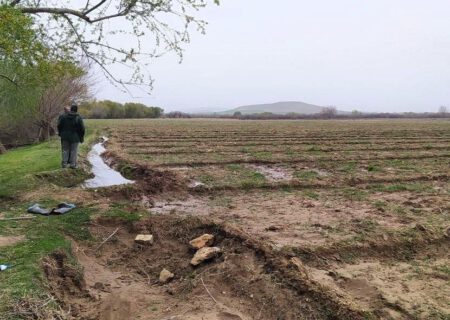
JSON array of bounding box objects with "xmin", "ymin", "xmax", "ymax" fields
[{"xmin": 57, "ymin": 112, "xmax": 85, "ymax": 143}]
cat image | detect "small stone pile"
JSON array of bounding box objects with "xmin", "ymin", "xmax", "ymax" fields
[{"xmin": 189, "ymin": 234, "xmax": 222, "ymax": 266}]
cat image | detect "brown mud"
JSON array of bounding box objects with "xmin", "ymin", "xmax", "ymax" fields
[
  {"xmin": 44, "ymin": 122, "xmax": 448, "ymax": 319},
  {"xmin": 44, "ymin": 216, "xmax": 366, "ymax": 320}
]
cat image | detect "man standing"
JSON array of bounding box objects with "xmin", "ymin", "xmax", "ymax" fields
[{"xmin": 57, "ymin": 104, "xmax": 85, "ymax": 169}]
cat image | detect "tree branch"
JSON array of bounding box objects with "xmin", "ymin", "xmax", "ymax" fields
[
  {"xmin": 9, "ymin": 0, "xmax": 22, "ymax": 6},
  {"xmin": 0, "ymin": 74, "xmax": 18, "ymax": 86},
  {"xmin": 83, "ymin": 0, "xmax": 107, "ymax": 15},
  {"xmin": 20, "ymin": 7, "xmax": 93, "ymax": 22},
  {"xmin": 14, "ymin": 0, "xmax": 217, "ymax": 89},
  {"xmin": 20, "ymin": 1, "xmax": 140, "ymax": 23}
]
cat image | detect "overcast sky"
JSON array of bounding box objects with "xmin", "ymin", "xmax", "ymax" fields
[{"xmin": 96, "ymin": 0, "xmax": 450, "ymax": 113}]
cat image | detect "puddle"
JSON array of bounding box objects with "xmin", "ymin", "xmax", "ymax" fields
[
  {"xmin": 83, "ymin": 137, "xmax": 134, "ymax": 188},
  {"xmin": 150, "ymin": 196, "xmax": 206, "ymax": 215},
  {"xmin": 248, "ymin": 164, "xmax": 293, "ymax": 181}
]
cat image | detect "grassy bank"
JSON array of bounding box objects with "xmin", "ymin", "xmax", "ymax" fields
[
  {"xmin": 0, "ymin": 132, "xmax": 97, "ymax": 318},
  {"xmin": 0, "ymin": 136, "xmax": 94, "ymax": 199}
]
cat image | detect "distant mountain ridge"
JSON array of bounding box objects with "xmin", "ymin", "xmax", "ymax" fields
[{"xmin": 219, "ymin": 101, "xmax": 340, "ymax": 115}]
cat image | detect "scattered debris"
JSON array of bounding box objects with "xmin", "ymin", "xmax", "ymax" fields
[
  {"xmin": 52, "ymin": 203, "xmax": 76, "ymax": 215},
  {"xmin": 189, "ymin": 181, "xmax": 207, "ymax": 190},
  {"xmin": 27, "ymin": 204, "xmax": 50, "ymax": 215},
  {"xmin": 200, "ymin": 276, "xmax": 218, "ymax": 304},
  {"xmin": 190, "ymin": 247, "xmax": 222, "ymax": 266},
  {"xmin": 27, "ymin": 203, "xmax": 76, "ymax": 216},
  {"xmin": 159, "ymin": 268, "xmax": 174, "ymax": 284},
  {"xmin": 290, "ymin": 257, "xmax": 309, "ymax": 279},
  {"xmin": 96, "ymin": 227, "xmax": 120, "ymax": 251},
  {"xmin": 189, "ymin": 234, "xmax": 214, "ymax": 249},
  {"xmin": 134, "ymin": 234, "xmax": 154, "ymax": 245},
  {"xmin": 1, "ymin": 264, "xmax": 11, "ymax": 271}
]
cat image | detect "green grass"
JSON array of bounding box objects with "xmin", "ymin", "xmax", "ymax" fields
[
  {"xmin": 104, "ymin": 202, "xmax": 143, "ymax": 222},
  {"xmin": 0, "ymin": 130, "xmax": 100, "ymax": 317},
  {"xmin": 0, "ymin": 205, "xmax": 92, "ymax": 315},
  {"xmin": 294, "ymin": 170, "xmax": 319, "ymax": 180},
  {"xmin": 0, "ymin": 133, "xmax": 96, "ymax": 199},
  {"xmin": 338, "ymin": 161, "xmax": 357, "ymax": 173},
  {"xmin": 369, "ymin": 183, "xmax": 430, "ymax": 193},
  {"xmin": 366, "ymin": 164, "xmax": 381, "ymax": 172},
  {"xmin": 0, "ymin": 140, "xmax": 61, "ymax": 198}
]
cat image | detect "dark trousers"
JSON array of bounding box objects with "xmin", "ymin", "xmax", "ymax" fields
[{"xmin": 61, "ymin": 140, "xmax": 79, "ymax": 168}]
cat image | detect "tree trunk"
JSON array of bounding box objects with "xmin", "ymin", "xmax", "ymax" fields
[{"xmin": 0, "ymin": 141, "xmax": 6, "ymax": 154}]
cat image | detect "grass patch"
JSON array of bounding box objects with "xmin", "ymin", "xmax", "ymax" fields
[
  {"xmin": 338, "ymin": 161, "xmax": 357, "ymax": 173},
  {"xmin": 104, "ymin": 203, "xmax": 142, "ymax": 222},
  {"xmin": 369, "ymin": 183, "xmax": 429, "ymax": 193},
  {"xmin": 0, "ymin": 204, "xmax": 93, "ymax": 315},
  {"xmin": 366, "ymin": 164, "xmax": 381, "ymax": 172},
  {"xmin": 0, "ymin": 129, "xmax": 101, "ymax": 317},
  {"xmin": 294, "ymin": 170, "xmax": 319, "ymax": 180},
  {"xmin": 303, "ymin": 190, "xmax": 319, "ymax": 200},
  {"xmin": 0, "ymin": 132, "xmax": 96, "ymax": 199},
  {"xmin": 0, "ymin": 140, "xmax": 61, "ymax": 199},
  {"xmin": 340, "ymin": 188, "xmax": 368, "ymax": 201}
]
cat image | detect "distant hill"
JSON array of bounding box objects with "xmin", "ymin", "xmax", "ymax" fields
[{"xmin": 219, "ymin": 101, "xmax": 343, "ymax": 115}]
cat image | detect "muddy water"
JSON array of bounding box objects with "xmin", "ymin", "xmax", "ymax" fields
[{"xmin": 83, "ymin": 137, "xmax": 134, "ymax": 188}]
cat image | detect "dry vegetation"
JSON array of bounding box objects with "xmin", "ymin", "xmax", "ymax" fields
[{"xmin": 101, "ymin": 118, "xmax": 450, "ymax": 319}]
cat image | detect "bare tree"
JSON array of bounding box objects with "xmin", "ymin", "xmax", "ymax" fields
[
  {"xmin": 320, "ymin": 106, "xmax": 338, "ymax": 118},
  {"xmin": 438, "ymin": 105, "xmax": 448, "ymax": 114},
  {"xmin": 9, "ymin": 0, "xmax": 219, "ymax": 91},
  {"xmin": 34, "ymin": 73, "xmax": 91, "ymax": 141}
]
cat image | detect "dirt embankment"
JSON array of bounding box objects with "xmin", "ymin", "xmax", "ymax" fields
[{"xmin": 42, "ymin": 215, "xmax": 367, "ymax": 320}]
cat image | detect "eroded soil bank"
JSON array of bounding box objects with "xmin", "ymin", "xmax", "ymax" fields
[{"xmin": 44, "ymin": 215, "xmax": 365, "ymax": 320}]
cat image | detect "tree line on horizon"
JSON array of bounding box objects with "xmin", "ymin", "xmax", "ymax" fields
[
  {"xmin": 167, "ymin": 105, "xmax": 450, "ymax": 120},
  {"xmin": 79, "ymin": 100, "xmax": 163, "ymax": 119}
]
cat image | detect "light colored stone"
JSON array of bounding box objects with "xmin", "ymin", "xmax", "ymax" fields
[
  {"xmin": 189, "ymin": 234, "xmax": 214, "ymax": 249},
  {"xmin": 134, "ymin": 234, "xmax": 154, "ymax": 245},
  {"xmin": 159, "ymin": 268, "xmax": 174, "ymax": 284},
  {"xmin": 190, "ymin": 247, "xmax": 222, "ymax": 266}
]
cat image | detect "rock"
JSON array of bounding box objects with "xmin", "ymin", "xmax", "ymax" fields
[
  {"xmin": 290, "ymin": 257, "xmax": 309, "ymax": 279},
  {"xmin": 134, "ymin": 234, "xmax": 154, "ymax": 245},
  {"xmin": 190, "ymin": 247, "xmax": 222, "ymax": 266},
  {"xmin": 189, "ymin": 234, "xmax": 214, "ymax": 249},
  {"xmin": 159, "ymin": 268, "xmax": 174, "ymax": 284}
]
